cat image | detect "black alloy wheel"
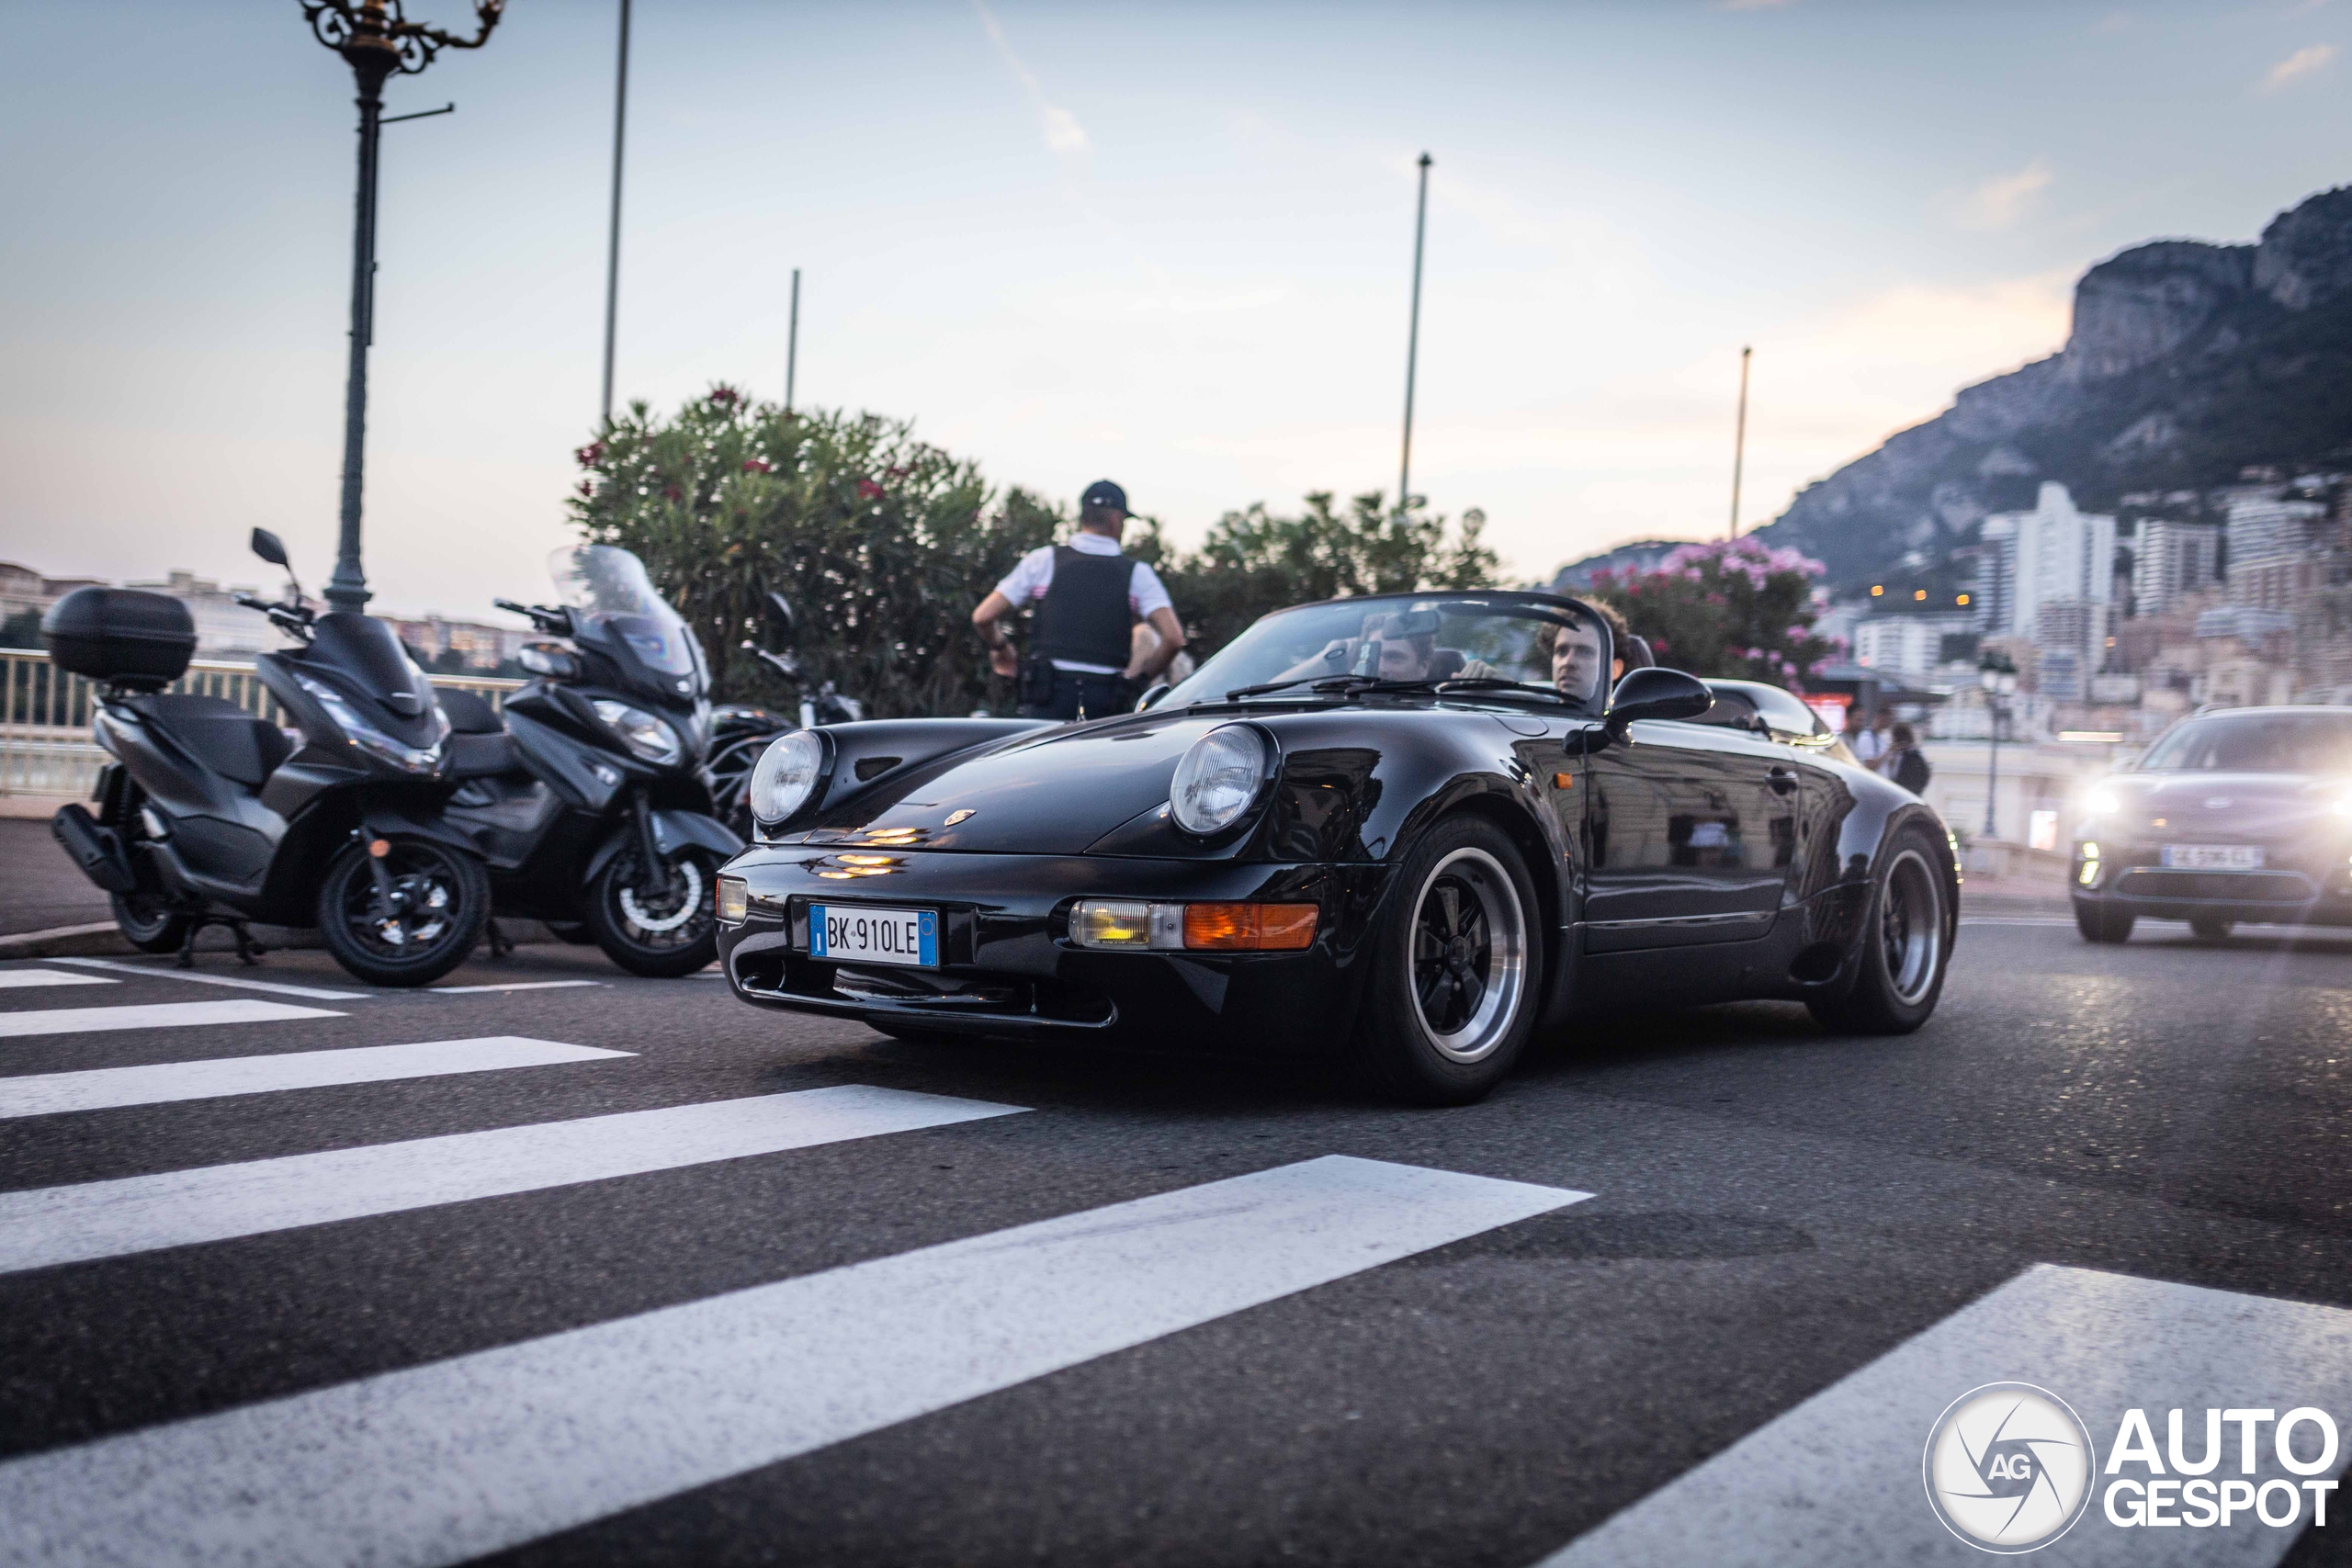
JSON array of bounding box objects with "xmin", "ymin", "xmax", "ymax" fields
[
  {"xmin": 315, "ymin": 834, "xmax": 489, "ymax": 987},
  {"xmin": 1808, "ymin": 824, "xmax": 1953, "ymax": 1034},
  {"xmin": 585, "ymin": 845, "xmax": 719, "ymax": 977},
  {"xmin": 2075, "ymin": 901, "xmax": 2135, "ymax": 944},
  {"xmin": 109, "ymin": 890, "xmax": 192, "ymax": 954},
  {"xmin": 1353, "ymin": 814, "xmax": 1542, "ymax": 1106}
]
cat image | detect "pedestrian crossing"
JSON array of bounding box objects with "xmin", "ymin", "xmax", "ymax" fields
[
  {"xmin": 0, "ymin": 968, "xmax": 116, "ymax": 990},
  {"xmin": 0, "ymin": 997, "xmax": 342, "ymax": 1040}
]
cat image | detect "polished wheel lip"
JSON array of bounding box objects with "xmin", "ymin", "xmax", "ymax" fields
[
  {"xmin": 1408, "ymin": 845, "xmax": 1527, "ymax": 1065},
  {"xmin": 1882, "ymin": 847, "xmax": 1943, "ymax": 1006}
]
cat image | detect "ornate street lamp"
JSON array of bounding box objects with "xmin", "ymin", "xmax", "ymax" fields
[
  {"xmin": 300, "ymin": 0, "xmax": 505, "ymax": 613},
  {"xmin": 1978, "ymin": 649, "xmax": 2020, "ymax": 840}
]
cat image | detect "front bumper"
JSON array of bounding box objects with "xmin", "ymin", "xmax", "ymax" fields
[
  {"xmin": 716, "ymin": 846, "xmax": 1397, "ymax": 1052},
  {"xmin": 2071, "ymin": 839, "xmax": 2352, "ymax": 926}
]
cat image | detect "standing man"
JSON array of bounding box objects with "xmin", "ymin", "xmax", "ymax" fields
[
  {"xmin": 1852, "ymin": 708, "xmax": 1895, "ymax": 773},
  {"xmin": 972, "ymin": 479, "xmax": 1187, "ymax": 721}
]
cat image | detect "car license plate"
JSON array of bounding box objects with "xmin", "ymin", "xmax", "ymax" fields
[
  {"xmin": 807, "ymin": 903, "xmax": 938, "ymax": 967},
  {"xmin": 2161, "ymin": 844, "xmax": 2265, "ymax": 870}
]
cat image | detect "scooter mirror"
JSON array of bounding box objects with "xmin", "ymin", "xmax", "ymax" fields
[
  {"xmin": 250, "ymin": 528, "xmax": 290, "ymax": 568},
  {"xmin": 763, "ymin": 592, "xmax": 797, "ymax": 647}
]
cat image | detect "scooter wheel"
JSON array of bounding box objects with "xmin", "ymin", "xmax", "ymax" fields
[
  {"xmin": 585, "ymin": 846, "xmax": 719, "ymax": 978},
  {"xmin": 110, "ymin": 892, "xmax": 193, "ymax": 954},
  {"xmin": 316, "ymin": 835, "xmax": 490, "ymax": 987}
]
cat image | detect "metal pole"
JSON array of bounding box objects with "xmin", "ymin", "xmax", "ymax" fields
[
  {"xmin": 1984, "ymin": 702, "xmax": 2001, "ymax": 840},
  {"xmin": 1728, "ymin": 344, "xmax": 1751, "ymax": 541},
  {"xmin": 1397, "ymin": 151, "xmax": 1431, "ymax": 519},
  {"xmin": 786, "ymin": 267, "xmax": 800, "ymax": 413},
  {"xmin": 325, "ymin": 48, "xmax": 394, "ymax": 615},
  {"xmin": 598, "ymin": 0, "xmax": 632, "ymax": 426}
]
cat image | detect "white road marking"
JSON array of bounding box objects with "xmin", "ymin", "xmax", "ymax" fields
[
  {"xmin": 0, "ymin": 998, "xmax": 340, "ymax": 1041},
  {"xmin": 0, "ymin": 1156, "xmax": 1589, "ymax": 1568},
  {"xmin": 0, "ymin": 1084, "xmax": 1024, "ymax": 1274},
  {"xmin": 0, "ymin": 1036, "xmax": 626, "ymax": 1121},
  {"xmin": 49, "ymin": 957, "xmax": 367, "ymax": 1000},
  {"xmin": 0, "ymin": 970, "xmax": 117, "ymax": 989},
  {"xmin": 1958, "ymin": 917, "xmax": 2081, "ymax": 928},
  {"xmin": 430, "ymin": 980, "xmax": 605, "ymax": 994},
  {"xmin": 1538, "ymin": 1265, "xmax": 2352, "ymax": 1568}
]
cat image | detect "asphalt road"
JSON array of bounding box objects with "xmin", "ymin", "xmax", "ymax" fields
[{"xmin": 2, "ymin": 908, "xmax": 2349, "ymax": 1566}]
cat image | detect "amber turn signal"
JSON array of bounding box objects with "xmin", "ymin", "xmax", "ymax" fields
[{"xmin": 1182, "ymin": 902, "xmax": 1319, "ymax": 951}]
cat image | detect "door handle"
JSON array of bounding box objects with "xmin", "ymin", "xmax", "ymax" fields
[{"xmin": 1767, "ymin": 767, "xmax": 1798, "ymax": 795}]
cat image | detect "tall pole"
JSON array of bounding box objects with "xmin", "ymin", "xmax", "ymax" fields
[
  {"xmin": 1984, "ymin": 705, "xmax": 2001, "ymax": 840},
  {"xmin": 1727, "ymin": 344, "xmax": 1752, "ymax": 541},
  {"xmin": 599, "ymin": 0, "xmax": 632, "ymax": 426},
  {"xmin": 785, "ymin": 267, "xmax": 800, "ymax": 413},
  {"xmin": 1397, "ymin": 151, "xmax": 1432, "ymax": 520},
  {"xmin": 324, "ymin": 44, "xmax": 394, "ymax": 615}
]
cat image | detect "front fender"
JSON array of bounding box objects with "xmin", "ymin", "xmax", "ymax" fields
[{"xmin": 583, "ymin": 808, "xmax": 742, "ymax": 887}]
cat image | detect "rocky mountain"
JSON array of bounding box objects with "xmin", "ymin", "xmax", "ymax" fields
[{"xmin": 1566, "ymin": 186, "xmax": 2352, "ymax": 597}]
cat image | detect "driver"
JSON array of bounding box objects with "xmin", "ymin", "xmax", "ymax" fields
[{"xmin": 1275, "ymin": 611, "xmax": 1496, "ymax": 684}]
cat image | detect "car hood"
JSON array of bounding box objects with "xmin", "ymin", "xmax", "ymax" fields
[
  {"xmin": 795, "ymin": 713, "xmax": 1234, "ymax": 853},
  {"xmin": 2109, "ymin": 772, "xmax": 2349, "ymax": 837}
]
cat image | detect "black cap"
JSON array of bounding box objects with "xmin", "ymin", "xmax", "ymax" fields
[{"xmin": 1080, "ymin": 479, "xmax": 1128, "ymax": 513}]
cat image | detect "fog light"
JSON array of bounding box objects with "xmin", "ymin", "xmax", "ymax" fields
[
  {"xmin": 1073, "ymin": 899, "xmax": 1157, "ymax": 948},
  {"xmin": 718, "ymin": 875, "xmax": 749, "ymax": 924},
  {"xmin": 1183, "ymin": 902, "xmax": 1319, "ymax": 952}
]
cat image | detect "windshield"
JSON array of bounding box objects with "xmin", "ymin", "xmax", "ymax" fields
[
  {"xmin": 2138, "ymin": 710, "xmax": 2352, "ymax": 773},
  {"xmin": 1160, "ymin": 593, "xmax": 1612, "ymax": 714},
  {"xmin": 549, "ymin": 545, "xmax": 704, "ymax": 682}
]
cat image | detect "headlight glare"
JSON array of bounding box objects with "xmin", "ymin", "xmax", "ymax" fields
[
  {"xmin": 750, "ymin": 729, "xmax": 826, "ymax": 825},
  {"xmin": 590, "ymin": 699, "xmax": 683, "ymax": 765},
  {"xmin": 1170, "ymin": 724, "xmax": 1271, "ymax": 835},
  {"xmin": 2085, "ymin": 787, "xmax": 2121, "ymax": 816}
]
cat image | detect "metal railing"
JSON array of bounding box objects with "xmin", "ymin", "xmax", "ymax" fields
[{"xmin": 0, "ymin": 647, "xmax": 523, "ymax": 799}]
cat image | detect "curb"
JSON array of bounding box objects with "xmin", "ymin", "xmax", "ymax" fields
[{"xmin": 0, "ymin": 922, "xmax": 135, "ymax": 958}]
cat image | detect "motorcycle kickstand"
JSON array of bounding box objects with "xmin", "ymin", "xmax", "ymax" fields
[
  {"xmin": 229, "ymin": 920, "xmax": 267, "ymax": 967},
  {"xmin": 175, "ymin": 919, "xmax": 200, "ymax": 969}
]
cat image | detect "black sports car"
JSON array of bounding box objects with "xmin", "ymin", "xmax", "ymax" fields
[
  {"xmin": 2070, "ymin": 704, "xmax": 2352, "ymax": 943},
  {"xmin": 715, "ymin": 591, "xmax": 1958, "ymax": 1104}
]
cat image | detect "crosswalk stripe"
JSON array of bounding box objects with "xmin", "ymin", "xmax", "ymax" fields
[
  {"xmin": 48, "ymin": 956, "xmax": 368, "ymax": 1000},
  {"xmin": 0, "ymin": 1084, "xmax": 1026, "ymax": 1274},
  {"xmin": 0, "ymin": 998, "xmax": 340, "ymax": 1041},
  {"xmin": 0, "ymin": 970, "xmax": 118, "ymax": 990},
  {"xmin": 0, "ymin": 1155, "xmax": 1589, "ymax": 1568},
  {"xmin": 1536, "ymin": 1264, "xmax": 2352, "ymax": 1568},
  {"xmin": 430, "ymin": 980, "xmax": 605, "ymax": 994},
  {"xmin": 0, "ymin": 1036, "xmax": 626, "ymax": 1120}
]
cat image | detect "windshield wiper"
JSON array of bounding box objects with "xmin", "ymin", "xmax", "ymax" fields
[
  {"xmin": 1431, "ymin": 677, "xmax": 1577, "ymax": 704},
  {"xmin": 1222, "ymin": 675, "xmax": 1447, "ymax": 702}
]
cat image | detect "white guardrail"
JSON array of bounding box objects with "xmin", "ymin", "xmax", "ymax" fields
[{"xmin": 0, "ymin": 647, "xmax": 522, "ymax": 799}]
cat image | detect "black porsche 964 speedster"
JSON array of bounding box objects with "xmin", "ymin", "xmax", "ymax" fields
[{"xmin": 714, "ymin": 592, "xmax": 1957, "ymax": 1104}]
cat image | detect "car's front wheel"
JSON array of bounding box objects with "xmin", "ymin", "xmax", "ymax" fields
[
  {"xmin": 2075, "ymin": 901, "xmax": 2134, "ymax": 943},
  {"xmin": 1809, "ymin": 825, "xmax": 1952, "ymax": 1034},
  {"xmin": 1352, "ymin": 814, "xmax": 1542, "ymax": 1106}
]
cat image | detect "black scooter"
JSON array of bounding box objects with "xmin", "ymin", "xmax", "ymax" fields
[
  {"xmin": 46, "ymin": 529, "xmax": 491, "ymax": 987},
  {"xmin": 437, "ymin": 545, "xmax": 741, "ymax": 977}
]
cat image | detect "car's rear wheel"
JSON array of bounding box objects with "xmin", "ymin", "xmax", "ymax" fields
[
  {"xmin": 2075, "ymin": 901, "xmax": 2134, "ymax": 943},
  {"xmin": 2188, "ymin": 914, "xmax": 2233, "ymax": 942},
  {"xmin": 1809, "ymin": 825, "xmax": 1951, "ymax": 1034},
  {"xmin": 1352, "ymin": 815, "xmax": 1542, "ymax": 1106}
]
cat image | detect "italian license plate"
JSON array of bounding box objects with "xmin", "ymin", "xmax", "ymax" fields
[
  {"xmin": 2161, "ymin": 844, "xmax": 2265, "ymax": 870},
  {"xmin": 808, "ymin": 903, "xmax": 938, "ymax": 967}
]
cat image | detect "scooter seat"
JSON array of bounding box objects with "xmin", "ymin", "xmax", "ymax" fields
[
  {"xmin": 141, "ymin": 694, "xmax": 294, "ymax": 787},
  {"xmin": 436, "ymin": 688, "xmax": 504, "ymax": 735},
  {"xmin": 444, "ymin": 729, "xmax": 525, "ymax": 780}
]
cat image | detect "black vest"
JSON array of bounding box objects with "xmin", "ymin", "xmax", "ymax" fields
[{"xmin": 1034, "ymin": 545, "xmax": 1135, "ymax": 669}]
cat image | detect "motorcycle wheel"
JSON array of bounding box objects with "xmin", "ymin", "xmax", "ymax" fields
[
  {"xmin": 705, "ymin": 734, "xmax": 773, "ymax": 842},
  {"xmin": 585, "ymin": 845, "xmax": 719, "ymax": 977},
  {"xmin": 109, "ymin": 891, "xmax": 193, "ymax": 954},
  {"xmin": 315, "ymin": 835, "xmax": 489, "ymax": 987}
]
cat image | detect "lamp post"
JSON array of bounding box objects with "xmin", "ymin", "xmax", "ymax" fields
[
  {"xmin": 301, "ymin": 1, "xmax": 505, "ymax": 615},
  {"xmin": 1397, "ymin": 151, "xmax": 1432, "ymax": 521},
  {"xmin": 1979, "ymin": 650, "xmax": 2019, "ymax": 840}
]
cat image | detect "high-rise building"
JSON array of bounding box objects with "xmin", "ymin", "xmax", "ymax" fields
[
  {"xmin": 2225, "ymin": 493, "xmax": 2328, "ymax": 613},
  {"xmin": 1978, "ymin": 483, "xmax": 2116, "ymax": 638},
  {"xmin": 2130, "ymin": 519, "xmax": 2221, "ymax": 616}
]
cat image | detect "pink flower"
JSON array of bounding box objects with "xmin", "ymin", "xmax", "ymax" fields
[
  {"xmin": 856, "ymin": 479, "xmax": 884, "ymax": 502},
  {"xmin": 574, "ymin": 442, "xmax": 605, "ymax": 468},
  {"xmin": 741, "ymin": 458, "xmax": 773, "ymax": 474},
  {"xmin": 709, "ymin": 388, "xmax": 740, "ymax": 407}
]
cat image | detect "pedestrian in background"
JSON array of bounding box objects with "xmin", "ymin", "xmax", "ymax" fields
[
  {"xmin": 1852, "ymin": 709, "xmax": 1895, "ymax": 773},
  {"xmin": 1887, "ymin": 722, "xmax": 1933, "ymax": 795}
]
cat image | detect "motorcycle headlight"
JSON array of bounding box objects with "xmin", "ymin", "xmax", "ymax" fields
[
  {"xmin": 295, "ymin": 672, "xmax": 444, "ymax": 773},
  {"xmin": 1170, "ymin": 724, "xmax": 1272, "ymax": 836},
  {"xmin": 750, "ymin": 729, "xmax": 828, "ymax": 826},
  {"xmin": 590, "ymin": 699, "xmax": 683, "ymax": 766}
]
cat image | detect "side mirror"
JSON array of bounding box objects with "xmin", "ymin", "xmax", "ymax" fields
[
  {"xmin": 763, "ymin": 592, "xmax": 797, "ymax": 648},
  {"xmin": 1136, "ymin": 682, "xmax": 1171, "ymax": 712},
  {"xmin": 250, "ymin": 528, "xmax": 289, "ymax": 568},
  {"xmin": 1606, "ymin": 667, "xmax": 1713, "ymax": 736}
]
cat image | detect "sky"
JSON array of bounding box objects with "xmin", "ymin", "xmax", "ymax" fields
[{"xmin": 3, "ymin": 1, "xmax": 2349, "ymax": 620}]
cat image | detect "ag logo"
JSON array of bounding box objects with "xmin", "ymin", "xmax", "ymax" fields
[{"xmin": 1924, "ymin": 1382, "xmax": 2096, "ymax": 1552}]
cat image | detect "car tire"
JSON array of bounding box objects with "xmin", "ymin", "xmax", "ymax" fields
[
  {"xmin": 1352, "ymin": 814, "xmax": 1544, "ymax": 1107},
  {"xmin": 2188, "ymin": 914, "xmax": 2233, "ymax": 942},
  {"xmin": 109, "ymin": 891, "xmax": 192, "ymax": 954},
  {"xmin": 315, "ymin": 835, "xmax": 489, "ymax": 987},
  {"xmin": 1809, "ymin": 824, "xmax": 1952, "ymax": 1035},
  {"xmin": 2075, "ymin": 901, "xmax": 2134, "ymax": 944}
]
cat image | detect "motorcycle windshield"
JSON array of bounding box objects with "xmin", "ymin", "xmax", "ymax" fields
[{"xmin": 548, "ymin": 545, "xmax": 707, "ymax": 693}]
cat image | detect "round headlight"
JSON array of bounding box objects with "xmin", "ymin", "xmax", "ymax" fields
[
  {"xmin": 750, "ymin": 729, "xmax": 826, "ymax": 825},
  {"xmin": 1170, "ymin": 724, "xmax": 1271, "ymax": 836}
]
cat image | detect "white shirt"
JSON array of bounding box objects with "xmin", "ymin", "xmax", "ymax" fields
[
  {"xmin": 1852, "ymin": 728, "xmax": 1893, "ymax": 768},
  {"xmin": 994, "ymin": 532, "xmax": 1174, "ymax": 673}
]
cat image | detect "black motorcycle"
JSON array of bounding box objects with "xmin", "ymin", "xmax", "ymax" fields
[
  {"xmin": 703, "ymin": 593, "xmax": 864, "ymax": 841},
  {"xmin": 437, "ymin": 545, "xmax": 741, "ymax": 977},
  {"xmin": 46, "ymin": 529, "xmax": 491, "ymax": 986}
]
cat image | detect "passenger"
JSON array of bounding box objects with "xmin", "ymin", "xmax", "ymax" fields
[{"xmin": 1276, "ymin": 611, "xmax": 1495, "ymax": 685}]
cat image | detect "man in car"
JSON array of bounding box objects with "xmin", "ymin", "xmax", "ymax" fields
[
  {"xmin": 971, "ymin": 479, "xmax": 1187, "ymax": 721},
  {"xmin": 1276, "ymin": 610, "xmax": 1497, "ymax": 685}
]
